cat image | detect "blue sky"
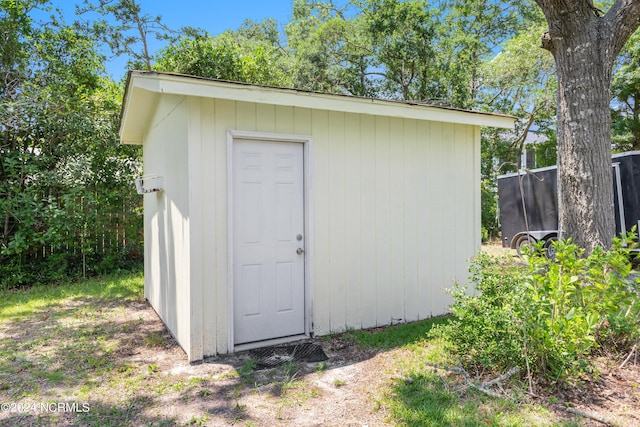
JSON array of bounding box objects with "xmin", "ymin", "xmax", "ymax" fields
[{"xmin": 48, "ymin": 0, "xmax": 298, "ymax": 78}]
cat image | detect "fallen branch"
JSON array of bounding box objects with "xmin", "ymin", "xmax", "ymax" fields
[
  {"xmin": 425, "ymin": 363, "xmax": 520, "ymax": 399},
  {"xmin": 617, "ymin": 342, "xmax": 637, "ymax": 370},
  {"xmin": 566, "ymin": 407, "xmax": 616, "ymax": 426}
]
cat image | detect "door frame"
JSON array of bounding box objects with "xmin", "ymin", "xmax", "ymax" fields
[{"xmin": 227, "ymin": 130, "xmax": 314, "ymax": 352}]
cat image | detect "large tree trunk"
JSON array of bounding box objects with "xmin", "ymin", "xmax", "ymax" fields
[
  {"xmin": 535, "ymin": 0, "xmax": 640, "ymax": 252},
  {"xmin": 554, "ymin": 29, "xmax": 616, "ymax": 250}
]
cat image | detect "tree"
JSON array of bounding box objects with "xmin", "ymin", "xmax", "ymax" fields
[
  {"xmin": 286, "ymin": 0, "xmax": 374, "ymax": 95},
  {"xmin": 478, "ymin": 19, "xmax": 557, "ymax": 171},
  {"xmin": 1, "ymin": 1, "xmax": 142, "ymax": 288},
  {"xmin": 77, "ymin": 0, "xmax": 176, "ymax": 71},
  {"xmin": 436, "ymin": 0, "xmax": 541, "ymax": 109},
  {"xmin": 154, "ymin": 19, "xmax": 291, "ymax": 87},
  {"xmin": 359, "ymin": 0, "xmax": 441, "ymax": 101},
  {"xmin": 533, "ymin": 0, "xmax": 640, "ymax": 251},
  {"xmin": 476, "ymin": 18, "xmax": 557, "ymax": 239}
]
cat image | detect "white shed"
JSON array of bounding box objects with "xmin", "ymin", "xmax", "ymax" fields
[{"xmin": 119, "ymin": 70, "xmax": 515, "ymax": 362}]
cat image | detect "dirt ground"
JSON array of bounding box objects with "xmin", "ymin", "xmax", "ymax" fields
[
  {"xmin": 1, "ymin": 245, "xmax": 639, "ymax": 426},
  {"xmin": 92, "ymin": 302, "xmax": 640, "ymax": 427},
  {"xmin": 112, "ymin": 326, "xmax": 395, "ymax": 426}
]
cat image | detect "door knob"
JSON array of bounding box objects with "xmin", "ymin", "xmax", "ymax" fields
[{"xmin": 297, "ymin": 248, "xmax": 305, "ymax": 255}]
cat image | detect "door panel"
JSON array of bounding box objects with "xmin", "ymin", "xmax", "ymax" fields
[{"xmin": 233, "ymin": 139, "xmax": 305, "ymax": 345}]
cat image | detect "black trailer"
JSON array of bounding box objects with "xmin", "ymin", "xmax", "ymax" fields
[{"xmin": 497, "ymin": 151, "xmax": 640, "ymax": 254}]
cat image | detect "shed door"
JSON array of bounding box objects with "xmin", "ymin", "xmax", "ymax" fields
[{"xmin": 233, "ymin": 139, "xmax": 305, "ymax": 345}]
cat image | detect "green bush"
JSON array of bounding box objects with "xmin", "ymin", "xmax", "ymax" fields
[
  {"xmin": 432, "ymin": 234, "xmax": 640, "ymax": 385},
  {"xmin": 431, "ymin": 252, "xmax": 527, "ymax": 372}
]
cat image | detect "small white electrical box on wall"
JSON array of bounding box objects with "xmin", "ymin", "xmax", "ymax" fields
[{"xmin": 135, "ymin": 175, "xmax": 164, "ymax": 194}]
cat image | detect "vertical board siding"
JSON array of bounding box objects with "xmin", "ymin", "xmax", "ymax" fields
[
  {"xmin": 311, "ymin": 110, "xmax": 331, "ymax": 335},
  {"xmin": 213, "ymin": 99, "xmax": 236, "ymax": 354},
  {"xmin": 328, "ymin": 111, "xmax": 347, "ymax": 332},
  {"xmin": 416, "ymin": 120, "xmax": 432, "ymax": 319},
  {"xmin": 144, "ymin": 94, "xmax": 191, "ymax": 355},
  {"xmin": 389, "ymin": 117, "xmax": 405, "ymax": 324},
  {"xmin": 275, "ymin": 105, "xmax": 295, "ymax": 134},
  {"xmin": 359, "ymin": 115, "xmax": 378, "ymax": 329},
  {"xmin": 402, "ymin": 119, "xmax": 419, "ymax": 323},
  {"xmin": 344, "ymin": 113, "xmax": 362, "ymax": 330},
  {"xmin": 257, "ymin": 103, "xmax": 276, "ymax": 132},
  {"xmin": 188, "ymin": 97, "xmax": 204, "ymax": 360},
  {"xmin": 190, "ymin": 97, "xmax": 480, "ymax": 355},
  {"xmin": 426, "ymin": 121, "xmax": 446, "ymax": 317},
  {"xmin": 236, "ymin": 101, "xmax": 256, "ymax": 130},
  {"xmin": 375, "ymin": 117, "xmax": 391, "ymax": 326},
  {"xmin": 200, "ymin": 98, "xmax": 217, "ymax": 355}
]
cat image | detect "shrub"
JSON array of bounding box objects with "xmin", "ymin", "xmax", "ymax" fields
[
  {"xmin": 431, "ymin": 252, "xmax": 527, "ymax": 373},
  {"xmin": 432, "ymin": 233, "xmax": 640, "ymax": 386}
]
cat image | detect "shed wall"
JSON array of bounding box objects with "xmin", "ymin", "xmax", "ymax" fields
[
  {"xmin": 142, "ymin": 94, "xmax": 193, "ymax": 357},
  {"xmin": 186, "ymin": 97, "xmax": 480, "ymax": 357}
]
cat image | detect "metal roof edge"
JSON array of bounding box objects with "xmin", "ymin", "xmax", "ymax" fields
[{"xmin": 123, "ymin": 70, "xmax": 516, "ymax": 131}]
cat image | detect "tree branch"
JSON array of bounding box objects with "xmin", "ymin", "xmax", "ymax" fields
[
  {"xmin": 604, "ymin": 0, "xmax": 640, "ymax": 59},
  {"xmin": 425, "ymin": 363, "xmax": 520, "ymax": 399},
  {"xmin": 565, "ymin": 407, "xmax": 616, "ymax": 426}
]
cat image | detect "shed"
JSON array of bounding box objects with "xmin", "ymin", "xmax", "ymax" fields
[{"xmin": 119, "ymin": 70, "xmax": 515, "ymax": 362}]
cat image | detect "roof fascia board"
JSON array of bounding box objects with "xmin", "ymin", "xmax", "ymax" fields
[
  {"xmin": 119, "ymin": 73, "xmax": 162, "ymax": 145},
  {"xmin": 137, "ymin": 72, "xmax": 516, "ymax": 130}
]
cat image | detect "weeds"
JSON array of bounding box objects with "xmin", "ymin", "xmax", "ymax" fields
[
  {"xmin": 238, "ymin": 359, "xmax": 257, "ymax": 383},
  {"xmin": 333, "ymin": 378, "xmax": 347, "ymax": 388},
  {"xmin": 143, "ymin": 332, "xmax": 165, "ymax": 347},
  {"xmin": 432, "ymin": 233, "xmax": 640, "ymax": 386}
]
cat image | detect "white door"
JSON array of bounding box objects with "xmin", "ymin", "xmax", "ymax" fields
[{"xmin": 233, "ymin": 139, "xmax": 305, "ymax": 345}]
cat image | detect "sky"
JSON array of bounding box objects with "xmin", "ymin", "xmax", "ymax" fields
[{"xmin": 46, "ymin": 0, "xmax": 298, "ymax": 78}]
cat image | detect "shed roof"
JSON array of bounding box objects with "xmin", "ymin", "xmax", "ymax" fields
[{"xmin": 119, "ymin": 70, "xmax": 516, "ymax": 145}]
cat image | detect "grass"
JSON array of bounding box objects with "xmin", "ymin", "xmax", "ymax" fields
[
  {"xmin": 0, "ymin": 272, "xmax": 183, "ymax": 426},
  {"xmin": 342, "ymin": 316, "xmax": 450, "ymax": 350},
  {"xmin": 0, "ymin": 269, "xmax": 605, "ymax": 426},
  {"xmin": 333, "ymin": 315, "xmax": 583, "ymax": 426}
]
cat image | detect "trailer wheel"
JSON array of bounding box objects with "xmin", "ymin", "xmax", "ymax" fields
[
  {"xmin": 543, "ymin": 237, "xmax": 558, "ymax": 259},
  {"xmin": 515, "ymin": 235, "xmax": 536, "ymax": 256}
]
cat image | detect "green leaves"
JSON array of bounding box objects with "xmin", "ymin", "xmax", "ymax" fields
[
  {"xmin": 154, "ymin": 20, "xmax": 290, "ymax": 87},
  {"xmin": 433, "ymin": 236, "xmax": 640, "ymax": 386},
  {"xmin": 0, "ymin": 2, "xmax": 142, "ymax": 288},
  {"xmin": 612, "ymin": 31, "xmax": 640, "ymax": 151}
]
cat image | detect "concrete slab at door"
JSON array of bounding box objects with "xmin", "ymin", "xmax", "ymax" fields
[{"xmin": 233, "ymin": 139, "xmax": 305, "ymax": 345}]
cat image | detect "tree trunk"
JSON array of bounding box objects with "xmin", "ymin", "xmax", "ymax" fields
[
  {"xmin": 554, "ymin": 32, "xmax": 615, "ymax": 250},
  {"xmin": 535, "ymin": 0, "xmax": 640, "ymax": 252}
]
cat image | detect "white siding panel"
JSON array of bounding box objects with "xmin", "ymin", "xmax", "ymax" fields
[
  {"xmin": 402, "ymin": 119, "xmax": 419, "ymax": 323},
  {"xmin": 344, "ymin": 113, "xmax": 362, "ymax": 330},
  {"xmin": 214, "ymin": 99, "xmax": 235, "ymax": 354},
  {"xmin": 455, "ymin": 125, "xmax": 473, "ymax": 286},
  {"xmin": 143, "ymin": 94, "xmax": 191, "ymax": 356},
  {"xmin": 415, "ymin": 122, "xmax": 435, "ymax": 319},
  {"xmin": 188, "ymin": 97, "xmax": 203, "ymax": 361},
  {"xmin": 389, "ymin": 117, "xmax": 405, "ymax": 323},
  {"xmin": 328, "ymin": 111, "xmax": 346, "ymax": 332},
  {"xmin": 359, "ymin": 115, "xmax": 377, "ymax": 329},
  {"xmin": 474, "ymin": 127, "xmax": 482, "ymax": 254},
  {"xmin": 375, "ymin": 117, "xmax": 391, "ymax": 326},
  {"xmin": 311, "ymin": 109, "xmax": 331, "ymax": 335},
  {"xmin": 200, "ymin": 98, "xmax": 217, "ymax": 356},
  {"xmin": 421, "ymin": 121, "xmax": 444, "ymax": 318},
  {"xmin": 437, "ymin": 123, "xmax": 456, "ymax": 314},
  {"xmin": 275, "ymin": 105, "xmax": 294, "ymax": 134},
  {"xmin": 257, "ymin": 103, "xmax": 276, "ymax": 132},
  {"xmin": 236, "ymin": 101, "xmax": 256, "ymax": 131},
  {"xmin": 293, "ymin": 107, "xmax": 312, "ymax": 135}
]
